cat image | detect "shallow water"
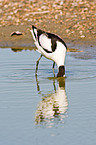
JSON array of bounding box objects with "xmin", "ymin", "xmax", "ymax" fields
[{"xmin": 0, "ymin": 48, "xmax": 96, "ymax": 145}]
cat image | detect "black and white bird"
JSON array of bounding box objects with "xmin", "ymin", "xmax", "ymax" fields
[{"xmin": 30, "ymin": 25, "xmax": 67, "ymax": 77}]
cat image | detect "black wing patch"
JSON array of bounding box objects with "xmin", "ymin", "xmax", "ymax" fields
[
  {"xmin": 47, "ymin": 32, "xmax": 67, "ymax": 50},
  {"xmin": 43, "ymin": 48, "xmax": 52, "ymax": 53},
  {"xmin": 37, "ymin": 30, "xmax": 53, "ymax": 53},
  {"xmin": 36, "ymin": 27, "xmax": 67, "ymax": 53},
  {"xmin": 51, "ymin": 38, "xmax": 57, "ymax": 52}
]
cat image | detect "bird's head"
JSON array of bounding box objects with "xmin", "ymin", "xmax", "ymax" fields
[{"xmin": 57, "ymin": 66, "xmax": 65, "ymax": 77}]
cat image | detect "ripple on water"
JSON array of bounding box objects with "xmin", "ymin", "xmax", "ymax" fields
[
  {"xmin": 66, "ymin": 53, "xmax": 96, "ymax": 81},
  {"xmin": 0, "ymin": 48, "xmax": 96, "ymax": 145}
]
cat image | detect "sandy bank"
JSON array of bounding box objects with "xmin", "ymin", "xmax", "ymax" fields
[{"xmin": 0, "ymin": 0, "xmax": 96, "ymax": 49}]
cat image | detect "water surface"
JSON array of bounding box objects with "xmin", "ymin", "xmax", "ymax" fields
[{"xmin": 0, "ymin": 48, "xmax": 96, "ymax": 145}]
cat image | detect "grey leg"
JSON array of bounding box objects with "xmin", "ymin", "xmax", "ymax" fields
[
  {"xmin": 35, "ymin": 71, "xmax": 41, "ymax": 93},
  {"xmin": 52, "ymin": 62, "xmax": 55, "ymax": 77},
  {"xmin": 35, "ymin": 54, "xmax": 42, "ymax": 75},
  {"xmin": 53, "ymin": 79, "xmax": 56, "ymax": 92}
]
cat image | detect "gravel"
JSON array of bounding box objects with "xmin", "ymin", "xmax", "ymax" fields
[{"xmin": 0, "ymin": 0, "xmax": 96, "ymax": 40}]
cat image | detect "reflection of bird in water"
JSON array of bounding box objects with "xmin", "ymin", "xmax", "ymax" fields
[
  {"xmin": 35, "ymin": 77, "xmax": 68, "ymax": 125},
  {"xmin": 30, "ymin": 25, "xmax": 67, "ymax": 77}
]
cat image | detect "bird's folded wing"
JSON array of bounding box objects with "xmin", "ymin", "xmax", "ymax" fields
[{"xmin": 39, "ymin": 33, "xmax": 52, "ymax": 52}]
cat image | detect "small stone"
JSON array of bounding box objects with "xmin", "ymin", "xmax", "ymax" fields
[
  {"xmin": 88, "ymin": 27, "xmax": 94, "ymax": 30},
  {"xmin": 0, "ymin": 9, "xmax": 3, "ymax": 13},
  {"xmin": 66, "ymin": 29, "xmax": 70, "ymax": 33},
  {"xmin": 4, "ymin": 5, "xmax": 8, "ymax": 8},
  {"xmin": 92, "ymin": 32, "xmax": 96, "ymax": 34},
  {"xmin": 71, "ymin": 31, "xmax": 74, "ymax": 33},
  {"xmin": 80, "ymin": 35, "xmax": 85, "ymax": 38},
  {"xmin": 55, "ymin": 15, "xmax": 58, "ymax": 19},
  {"xmin": 79, "ymin": 31, "xmax": 83, "ymax": 35},
  {"xmin": 60, "ymin": 1, "xmax": 63, "ymax": 5},
  {"xmin": 60, "ymin": 11, "xmax": 62, "ymax": 15},
  {"xmin": 7, "ymin": 16, "xmax": 12, "ymax": 20}
]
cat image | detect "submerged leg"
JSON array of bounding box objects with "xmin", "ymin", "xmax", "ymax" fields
[
  {"xmin": 53, "ymin": 79, "xmax": 56, "ymax": 92},
  {"xmin": 35, "ymin": 54, "xmax": 42, "ymax": 75},
  {"xmin": 52, "ymin": 62, "xmax": 55, "ymax": 77}
]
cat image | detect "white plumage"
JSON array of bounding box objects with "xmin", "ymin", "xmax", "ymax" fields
[
  {"xmin": 39, "ymin": 34, "xmax": 52, "ymax": 52},
  {"xmin": 30, "ymin": 25, "xmax": 67, "ymax": 77}
]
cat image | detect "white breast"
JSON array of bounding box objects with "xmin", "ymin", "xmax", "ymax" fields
[{"xmin": 51, "ymin": 41, "xmax": 66, "ymax": 67}]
